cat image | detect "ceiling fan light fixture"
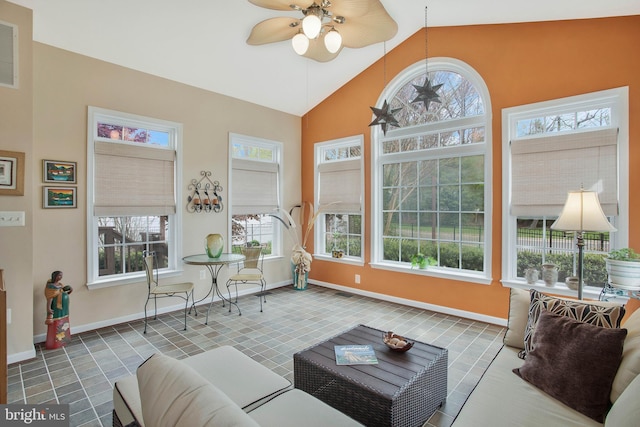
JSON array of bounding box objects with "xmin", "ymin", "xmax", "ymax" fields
[
  {"xmin": 291, "ymin": 32, "xmax": 309, "ymax": 55},
  {"xmin": 324, "ymin": 28, "xmax": 342, "ymax": 53},
  {"xmin": 302, "ymin": 11, "xmax": 322, "ymax": 39}
]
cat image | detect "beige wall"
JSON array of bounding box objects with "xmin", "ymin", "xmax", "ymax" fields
[
  {"xmin": 0, "ymin": 2, "xmax": 34, "ymax": 360},
  {"xmin": 2, "ymin": 3, "xmax": 300, "ymax": 361}
]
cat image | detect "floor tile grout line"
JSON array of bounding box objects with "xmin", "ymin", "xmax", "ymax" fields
[{"xmin": 71, "ymin": 335, "xmax": 110, "ymax": 422}]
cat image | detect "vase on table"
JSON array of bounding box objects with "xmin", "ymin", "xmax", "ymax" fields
[
  {"xmin": 541, "ymin": 263, "xmax": 558, "ymax": 287},
  {"xmin": 205, "ymin": 233, "xmax": 224, "ymax": 258}
]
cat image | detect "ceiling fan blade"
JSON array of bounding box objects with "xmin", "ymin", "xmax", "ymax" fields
[
  {"xmin": 329, "ymin": 0, "xmax": 373, "ymax": 19},
  {"xmin": 247, "ymin": 17, "xmax": 300, "ymax": 45},
  {"xmin": 303, "ymin": 37, "xmax": 342, "ymax": 62},
  {"xmin": 248, "ymin": 0, "xmax": 312, "ymax": 11},
  {"xmin": 338, "ymin": 0, "xmax": 397, "ymax": 48}
]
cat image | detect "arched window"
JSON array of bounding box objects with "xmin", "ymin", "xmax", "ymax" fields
[{"xmin": 371, "ymin": 58, "xmax": 492, "ymax": 283}]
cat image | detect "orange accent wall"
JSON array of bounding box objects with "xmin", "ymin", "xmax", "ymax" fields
[{"xmin": 301, "ymin": 16, "xmax": 640, "ymax": 321}]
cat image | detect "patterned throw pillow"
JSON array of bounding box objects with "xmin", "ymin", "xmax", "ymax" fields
[{"xmin": 518, "ymin": 289, "xmax": 626, "ymax": 359}]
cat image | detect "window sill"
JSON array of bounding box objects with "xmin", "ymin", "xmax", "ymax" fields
[
  {"xmin": 500, "ymin": 279, "xmax": 628, "ymax": 302},
  {"xmin": 370, "ymin": 262, "xmax": 492, "ymax": 285},
  {"xmin": 86, "ymin": 269, "xmax": 184, "ymax": 290},
  {"xmin": 313, "ymin": 253, "xmax": 364, "ymax": 266}
]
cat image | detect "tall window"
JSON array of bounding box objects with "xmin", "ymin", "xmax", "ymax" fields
[
  {"xmin": 229, "ymin": 133, "xmax": 282, "ymax": 256},
  {"xmin": 87, "ymin": 107, "xmax": 182, "ymax": 287},
  {"xmin": 371, "ymin": 59, "xmax": 492, "ymax": 282},
  {"xmin": 314, "ymin": 136, "xmax": 364, "ymax": 262},
  {"xmin": 502, "ymin": 87, "xmax": 629, "ymax": 290}
]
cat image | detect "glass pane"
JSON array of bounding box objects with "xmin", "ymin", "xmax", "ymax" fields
[
  {"xmin": 460, "ymin": 213, "xmax": 484, "ymax": 242},
  {"xmin": 383, "ymin": 237, "xmax": 401, "ymax": 261},
  {"xmin": 419, "ymin": 214, "xmax": 437, "ymax": 239},
  {"xmin": 382, "ymin": 140, "xmax": 400, "ymax": 154},
  {"xmin": 148, "ymin": 130, "xmax": 170, "ymax": 146},
  {"xmin": 461, "ymin": 243, "xmax": 484, "ymax": 271},
  {"xmin": 349, "ymin": 236, "xmax": 362, "ymax": 257},
  {"xmin": 516, "ymin": 117, "xmax": 545, "ymax": 137},
  {"xmin": 124, "ymin": 127, "xmax": 148, "ymax": 142},
  {"xmin": 577, "ymin": 108, "xmax": 611, "ymax": 129},
  {"xmin": 382, "ymin": 163, "xmax": 399, "ymax": 187},
  {"xmin": 382, "ymin": 212, "xmax": 400, "ymax": 237},
  {"xmin": 463, "ymin": 127, "xmax": 485, "ymax": 144},
  {"xmin": 349, "ymin": 145, "xmax": 362, "ymax": 158},
  {"xmin": 418, "ymin": 159, "xmax": 437, "ymax": 185},
  {"xmin": 461, "ymin": 156, "xmax": 484, "ymax": 182},
  {"xmin": 440, "ymin": 130, "xmax": 461, "ymax": 147},
  {"xmin": 97, "ymin": 123, "xmax": 124, "ymax": 139},
  {"xmin": 440, "ymin": 242, "xmax": 460, "ymax": 268},
  {"xmin": 400, "ymin": 187, "xmax": 417, "ymax": 211},
  {"xmin": 400, "ymin": 161, "xmax": 418, "ymax": 186},
  {"xmin": 418, "ymin": 186, "xmax": 436, "ymax": 211},
  {"xmin": 383, "ymin": 188, "xmax": 400, "ymax": 211},
  {"xmin": 348, "ymin": 215, "xmax": 361, "ymax": 234},
  {"xmin": 546, "ymin": 113, "xmax": 574, "ymax": 132},
  {"xmin": 439, "ymin": 186, "xmax": 459, "ymax": 211},
  {"xmin": 439, "ymin": 158, "xmax": 459, "ymax": 184},
  {"xmin": 461, "ymin": 184, "xmax": 484, "ymax": 211},
  {"xmin": 439, "ymin": 213, "xmax": 460, "ymax": 240}
]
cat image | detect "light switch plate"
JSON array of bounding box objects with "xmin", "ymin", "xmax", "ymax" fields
[{"xmin": 0, "ymin": 211, "xmax": 25, "ymax": 226}]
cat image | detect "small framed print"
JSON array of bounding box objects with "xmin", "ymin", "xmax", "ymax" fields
[
  {"xmin": 43, "ymin": 159, "xmax": 77, "ymax": 184},
  {"xmin": 0, "ymin": 150, "xmax": 25, "ymax": 196},
  {"xmin": 43, "ymin": 186, "xmax": 77, "ymax": 209}
]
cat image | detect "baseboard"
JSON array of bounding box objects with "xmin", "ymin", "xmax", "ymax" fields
[
  {"xmin": 310, "ymin": 279, "xmax": 508, "ymax": 327},
  {"xmin": 16, "ymin": 278, "xmax": 505, "ymax": 364}
]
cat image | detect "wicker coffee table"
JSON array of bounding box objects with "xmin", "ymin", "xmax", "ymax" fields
[{"xmin": 294, "ymin": 324, "xmax": 448, "ymax": 427}]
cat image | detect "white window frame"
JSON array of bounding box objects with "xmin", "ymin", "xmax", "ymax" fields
[
  {"xmin": 314, "ymin": 135, "xmax": 365, "ymax": 265},
  {"xmin": 371, "ymin": 58, "xmax": 493, "ymax": 284},
  {"xmin": 86, "ymin": 107, "xmax": 183, "ymax": 289},
  {"xmin": 501, "ymin": 87, "xmax": 629, "ymax": 298},
  {"xmin": 228, "ymin": 133, "xmax": 283, "ymax": 258}
]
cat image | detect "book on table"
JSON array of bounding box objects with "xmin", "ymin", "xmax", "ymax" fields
[{"xmin": 334, "ymin": 344, "xmax": 378, "ymax": 365}]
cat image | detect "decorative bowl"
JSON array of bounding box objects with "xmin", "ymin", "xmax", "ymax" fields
[{"xmin": 382, "ymin": 331, "xmax": 414, "ymax": 352}]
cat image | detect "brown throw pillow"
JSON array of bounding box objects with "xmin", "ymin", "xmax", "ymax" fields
[
  {"xmin": 519, "ymin": 289, "xmax": 625, "ymax": 359},
  {"xmin": 514, "ymin": 310, "xmax": 627, "ymax": 422}
]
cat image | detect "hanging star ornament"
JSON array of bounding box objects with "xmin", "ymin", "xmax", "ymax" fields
[
  {"xmin": 368, "ymin": 100, "xmax": 401, "ymax": 135},
  {"xmin": 411, "ymin": 77, "xmax": 443, "ymax": 110}
]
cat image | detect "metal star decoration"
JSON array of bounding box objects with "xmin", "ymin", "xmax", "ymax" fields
[
  {"xmin": 369, "ymin": 100, "xmax": 401, "ymax": 135},
  {"xmin": 411, "ymin": 77, "xmax": 443, "ymax": 110}
]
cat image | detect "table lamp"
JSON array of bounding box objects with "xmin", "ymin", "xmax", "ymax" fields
[{"xmin": 551, "ymin": 188, "xmax": 616, "ymax": 300}]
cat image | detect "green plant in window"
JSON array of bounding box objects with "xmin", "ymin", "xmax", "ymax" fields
[
  {"xmin": 411, "ymin": 253, "xmax": 437, "ymax": 269},
  {"xmin": 607, "ymin": 248, "xmax": 640, "ymax": 262}
]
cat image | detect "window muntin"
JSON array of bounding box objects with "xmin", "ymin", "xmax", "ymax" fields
[
  {"xmin": 372, "ymin": 59, "xmax": 491, "ymax": 280},
  {"xmin": 87, "ymin": 107, "xmax": 182, "ymax": 287},
  {"xmin": 230, "ymin": 134, "xmax": 282, "ymax": 255},
  {"xmin": 503, "ymin": 87, "xmax": 629, "ymax": 292},
  {"xmin": 315, "ymin": 136, "xmax": 364, "ymax": 261}
]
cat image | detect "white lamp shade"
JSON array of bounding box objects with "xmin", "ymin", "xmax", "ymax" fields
[
  {"xmin": 551, "ymin": 190, "xmax": 617, "ymax": 232},
  {"xmin": 292, "ymin": 33, "xmax": 309, "ymax": 55},
  {"xmin": 324, "ymin": 29, "xmax": 342, "ymax": 53},
  {"xmin": 302, "ymin": 14, "xmax": 321, "ymax": 39}
]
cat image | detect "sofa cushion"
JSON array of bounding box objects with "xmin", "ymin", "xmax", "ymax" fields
[
  {"xmin": 137, "ymin": 353, "xmax": 260, "ymax": 427},
  {"xmin": 611, "ymin": 308, "xmax": 640, "ymax": 402},
  {"xmin": 520, "ymin": 289, "xmax": 625, "ymax": 358},
  {"xmin": 605, "ymin": 373, "xmax": 640, "ymax": 426},
  {"xmin": 514, "ymin": 311, "xmax": 627, "ymax": 423},
  {"xmin": 503, "ymin": 288, "xmax": 530, "ymax": 349},
  {"xmin": 451, "ymin": 346, "xmax": 601, "ymax": 427},
  {"xmin": 248, "ymin": 389, "xmax": 363, "ymax": 427}
]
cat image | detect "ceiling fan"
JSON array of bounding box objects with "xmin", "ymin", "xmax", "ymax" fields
[{"xmin": 247, "ymin": 0, "xmax": 398, "ymax": 62}]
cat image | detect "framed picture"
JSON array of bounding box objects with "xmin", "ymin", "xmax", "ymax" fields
[
  {"xmin": 43, "ymin": 159, "xmax": 77, "ymax": 184},
  {"xmin": 0, "ymin": 150, "xmax": 25, "ymax": 196},
  {"xmin": 43, "ymin": 186, "xmax": 77, "ymax": 209}
]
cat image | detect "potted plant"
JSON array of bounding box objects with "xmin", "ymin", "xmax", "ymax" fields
[
  {"xmin": 605, "ymin": 248, "xmax": 640, "ymax": 290},
  {"xmin": 411, "ymin": 253, "xmax": 436, "ymax": 269}
]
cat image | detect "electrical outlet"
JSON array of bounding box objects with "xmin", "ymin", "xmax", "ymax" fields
[
  {"xmin": 200, "ymin": 270, "xmax": 207, "ymax": 280},
  {"xmin": 355, "ymin": 274, "xmax": 360, "ymax": 284}
]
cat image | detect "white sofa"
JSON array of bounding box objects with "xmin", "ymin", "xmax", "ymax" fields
[
  {"xmin": 452, "ymin": 288, "xmax": 640, "ymax": 427},
  {"xmin": 112, "ymin": 345, "xmax": 362, "ymax": 427}
]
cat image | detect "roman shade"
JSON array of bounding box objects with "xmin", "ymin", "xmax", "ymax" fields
[
  {"xmin": 510, "ymin": 127, "xmax": 618, "ymax": 216},
  {"xmin": 318, "ymin": 158, "xmax": 362, "ymax": 213},
  {"xmin": 94, "ymin": 141, "xmax": 175, "ymax": 216},
  {"xmin": 231, "ymin": 159, "xmax": 279, "ymax": 215}
]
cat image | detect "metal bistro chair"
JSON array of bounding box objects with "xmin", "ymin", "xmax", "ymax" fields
[
  {"xmin": 143, "ymin": 250, "xmax": 195, "ymax": 333},
  {"xmin": 225, "ymin": 246, "xmax": 266, "ymax": 316}
]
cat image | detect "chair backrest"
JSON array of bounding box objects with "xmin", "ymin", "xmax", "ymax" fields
[
  {"xmin": 241, "ymin": 246, "xmax": 263, "ymax": 271},
  {"xmin": 143, "ymin": 250, "xmax": 158, "ymax": 289}
]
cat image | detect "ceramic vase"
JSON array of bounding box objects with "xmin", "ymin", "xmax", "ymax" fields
[
  {"xmin": 525, "ymin": 268, "xmax": 539, "ymax": 284},
  {"xmin": 205, "ymin": 233, "xmax": 224, "ymax": 258},
  {"xmin": 541, "ymin": 263, "xmax": 558, "ymax": 287}
]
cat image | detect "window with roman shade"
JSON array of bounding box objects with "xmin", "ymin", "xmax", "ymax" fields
[
  {"xmin": 231, "ymin": 158, "xmax": 279, "ymax": 215},
  {"xmin": 87, "ymin": 106, "xmax": 182, "ymax": 287},
  {"xmin": 510, "ymin": 128, "xmax": 618, "ymax": 217},
  {"xmin": 314, "ymin": 136, "xmax": 364, "ymax": 261},
  {"xmin": 502, "ymin": 87, "xmax": 629, "ymax": 295}
]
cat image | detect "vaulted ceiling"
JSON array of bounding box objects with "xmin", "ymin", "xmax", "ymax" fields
[{"xmin": 8, "ymin": 0, "xmax": 640, "ymax": 116}]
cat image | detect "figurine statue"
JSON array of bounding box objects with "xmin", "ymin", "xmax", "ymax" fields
[{"xmin": 44, "ymin": 271, "xmax": 72, "ymax": 349}]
